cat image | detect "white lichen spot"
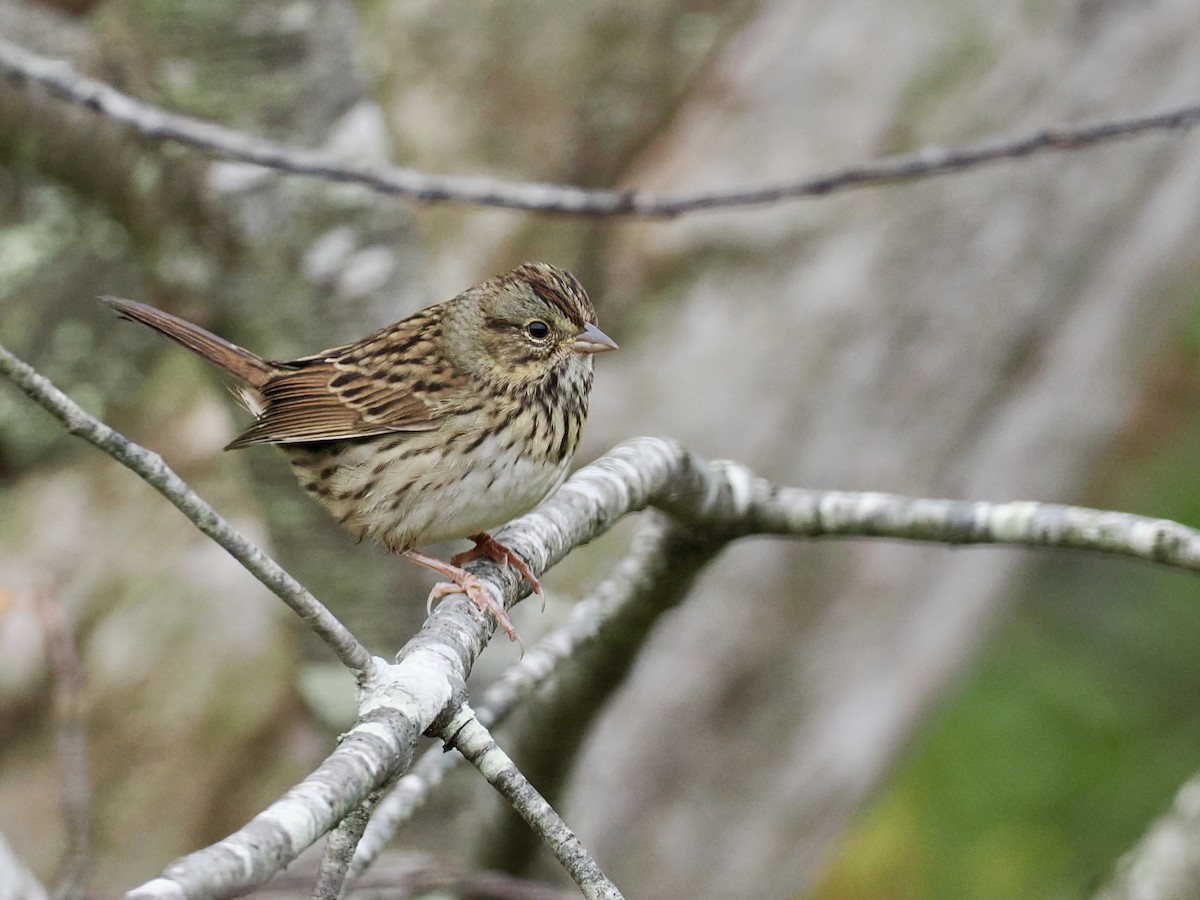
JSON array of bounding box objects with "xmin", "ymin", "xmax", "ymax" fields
[
  {"xmin": 207, "ymin": 161, "xmax": 272, "ymax": 195},
  {"xmin": 984, "ymin": 501, "xmax": 1039, "ymax": 542},
  {"xmin": 475, "ymin": 742, "xmax": 514, "ymax": 780},
  {"xmin": 336, "ymin": 246, "xmax": 398, "ymax": 299},
  {"xmin": 265, "ymin": 796, "xmax": 324, "ymax": 848},
  {"xmin": 714, "ymin": 460, "xmax": 755, "ymax": 517},
  {"xmin": 324, "ymin": 101, "xmax": 392, "ymax": 164},
  {"xmin": 1127, "ymin": 520, "xmax": 1162, "ymax": 556},
  {"xmin": 303, "ymin": 226, "xmax": 358, "ymax": 282}
]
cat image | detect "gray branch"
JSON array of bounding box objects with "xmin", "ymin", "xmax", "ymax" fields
[
  {"xmin": 0, "ymin": 832, "xmax": 48, "ymax": 900},
  {"xmin": 344, "ymin": 514, "xmax": 689, "ymax": 883},
  {"xmin": 121, "ymin": 434, "xmax": 1200, "ymax": 896},
  {"xmin": 440, "ymin": 704, "xmax": 622, "ymax": 900},
  {"xmin": 0, "ymin": 37, "xmax": 1197, "ymax": 218},
  {"xmin": 9, "ymin": 335, "xmax": 1200, "ymax": 897},
  {"xmin": 1093, "ymin": 772, "xmax": 1200, "ymax": 900}
]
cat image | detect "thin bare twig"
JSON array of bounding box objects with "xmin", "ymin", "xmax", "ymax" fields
[
  {"xmin": 1093, "ymin": 771, "xmax": 1200, "ymax": 900},
  {"xmin": 310, "ymin": 791, "xmax": 379, "ymax": 900},
  {"xmin": 0, "ymin": 339, "xmax": 374, "ymax": 676},
  {"xmin": 0, "ymin": 37, "xmax": 1196, "ymax": 218},
  {"xmin": 440, "ymin": 704, "xmax": 622, "ymax": 900},
  {"xmin": 32, "ymin": 585, "xmax": 93, "ymax": 900},
  {"xmin": 0, "ymin": 831, "xmax": 49, "ymax": 900}
]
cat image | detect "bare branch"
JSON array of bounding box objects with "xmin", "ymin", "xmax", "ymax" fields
[
  {"xmin": 0, "ymin": 37, "xmax": 1196, "ymax": 218},
  {"xmin": 127, "ymin": 691, "xmax": 413, "ymax": 900},
  {"xmin": 1093, "ymin": 771, "xmax": 1200, "ymax": 900},
  {"xmin": 56, "ymin": 422, "xmax": 1200, "ymax": 897},
  {"xmin": 345, "ymin": 514, "xmax": 694, "ymax": 882},
  {"xmin": 440, "ymin": 704, "xmax": 622, "ymax": 900},
  {"xmin": 11, "ymin": 342, "xmax": 1200, "ymax": 897},
  {"xmin": 0, "ymin": 832, "xmax": 49, "ymax": 900},
  {"xmin": 32, "ymin": 585, "xmax": 92, "ymax": 900},
  {"xmin": 310, "ymin": 792, "xmax": 378, "ymax": 900},
  {"xmin": 0, "ymin": 340, "xmax": 373, "ymax": 676}
]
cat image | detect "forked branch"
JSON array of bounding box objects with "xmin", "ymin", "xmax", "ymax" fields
[{"xmin": 6, "ymin": 342, "xmax": 1200, "ymax": 898}]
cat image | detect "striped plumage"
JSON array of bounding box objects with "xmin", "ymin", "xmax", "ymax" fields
[{"xmin": 101, "ymin": 263, "xmax": 617, "ymax": 641}]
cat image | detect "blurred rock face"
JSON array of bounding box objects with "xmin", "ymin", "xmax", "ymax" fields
[{"xmin": 2, "ymin": 0, "xmax": 1199, "ymax": 895}]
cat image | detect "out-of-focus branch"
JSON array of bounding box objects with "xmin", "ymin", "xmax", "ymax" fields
[
  {"xmin": 0, "ymin": 832, "xmax": 49, "ymax": 900},
  {"xmin": 0, "ymin": 340, "xmax": 373, "ymax": 676},
  {"xmin": 33, "ymin": 585, "xmax": 92, "ymax": 900},
  {"xmin": 0, "ymin": 37, "xmax": 1196, "ymax": 218},
  {"xmin": 310, "ymin": 792, "xmax": 377, "ymax": 900},
  {"xmin": 1093, "ymin": 772, "xmax": 1200, "ymax": 900},
  {"xmin": 248, "ymin": 864, "xmax": 576, "ymax": 899},
  {"xmin": 440, "ymin": 705, "xmax": 622, "ymax": 900},
  {"xmin": 11, "ymin": 341, "xmax": 1200, "ymax": 897}
]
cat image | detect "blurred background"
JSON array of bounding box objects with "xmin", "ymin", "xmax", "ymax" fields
[{"xmin": 2, "ymin": 0, "xmax": 1200, "ymax": 897}]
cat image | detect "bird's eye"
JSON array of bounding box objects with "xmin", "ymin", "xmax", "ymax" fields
[{"xmin": 525, "ymin": 320, "xmax": 551, "ymax": 340}]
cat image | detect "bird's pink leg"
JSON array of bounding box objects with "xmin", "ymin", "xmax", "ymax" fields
[
  {"xmin": 451, "ymin": 533, "xmax": 543, "ymax": 596},
  {"xmin": 403, "ymin": 548, "xmax": 519, "ymax": 643}
]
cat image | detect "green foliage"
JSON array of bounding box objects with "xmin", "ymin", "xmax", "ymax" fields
[{"xmin": 815, "ymin": 321, "xmax": 1200, "ymax": 899}]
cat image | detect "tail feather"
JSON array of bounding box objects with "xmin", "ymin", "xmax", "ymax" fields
[{"xmin": 100, "ymin": 296, "xmax": 275, "ymax": 388}]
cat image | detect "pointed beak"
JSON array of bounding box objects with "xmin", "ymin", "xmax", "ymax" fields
[{"xmin": 572, "ymin": 322, "xmax": 619, "ymax": 354}]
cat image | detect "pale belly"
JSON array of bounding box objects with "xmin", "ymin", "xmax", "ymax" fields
[{"xmin": 285, "ymin": 430, "xmax": 570, "ymax": 551}]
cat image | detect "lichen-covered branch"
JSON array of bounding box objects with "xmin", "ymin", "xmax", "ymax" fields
[
  {"xmin": 309, "ymin": 793, "xmax": 376, "ymax": 900},
  {"xmin": 127, "ymin": 695, "xmax": 414, "ymax": 900},
  {"xmin": 35, "ymin": 586, "xmax": 92, "ymax": 900},
  {"xmin": 345, "ymin": 513, "xmax": 696, "ymax": 882},
  {"xmin": 440, "ymin": 705, "xmax": 622, "ymax": 900},
  {"xmin": 9, "ymin": 336, "xmax": 1200, "ymax": 898},
  {"xmin": 1092, "ymin": 772, "xmax": 1200, "ymax": 900},
  {"xmin": 1, "ymin": 37, "xmax": 1196, "ymax": 218},
  {"xmin": 0, "ymin": 832, "xmax": 48, "ymax": 900}
]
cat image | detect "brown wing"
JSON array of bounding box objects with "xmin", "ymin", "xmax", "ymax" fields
[{"xmin": 226, "ymin": 311, "xmax": 457, "ymax": 449}]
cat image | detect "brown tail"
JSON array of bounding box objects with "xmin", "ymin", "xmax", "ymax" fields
[{"xmin": 100, "ymin": 296, "xmax": 275, "ymax": 389}]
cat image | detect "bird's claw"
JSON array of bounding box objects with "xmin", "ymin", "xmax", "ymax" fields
[
  {"xmin": 426, "ymin": 572, "xmax": 522, "ymax": 648},
  {"xmin": 451, "ymin": 533, "xmax": 543, "ymax": 597}
]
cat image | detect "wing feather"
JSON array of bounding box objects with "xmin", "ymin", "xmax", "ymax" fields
[{"xmin": 226, "ymin": 313, "xmax": 455, "ymax": 449}]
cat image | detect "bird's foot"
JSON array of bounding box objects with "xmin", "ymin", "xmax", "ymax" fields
[
  {"xmin": 404, "ymin": 548, "xmax": 520, "ymax": 644},
  {"xmin": 452, "ymin": 533, "xmax": 543, "ymax": 605},
  {"xmin": 425, "ymin": 574, "xmax": 520, "ymax": 645}
]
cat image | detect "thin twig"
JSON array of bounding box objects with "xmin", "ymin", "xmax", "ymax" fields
[
  {"xmin": 310, "ymin": 791, "xmax": 380, "ymax": 900},
  {"xmin": 1092, "ymin": 771, "xmax": 1200, "ymax": 900},
  {"xmin": 440, "ymin": 704, "xmax": 623, "ymax": 900},
  {"xmin": 0, "ymin": 339, "xmax": 374, "ymax": 676},
  {"xmin": 0, "ymin": 37, "xmax": 1196, "ymax": 218},
  {"xmin": 33, "ymin": 584, "xmax": 93, "ymax": 900},
  {"xmin": 0, "ymin": 831, "xmax": 49, "ymax": 900}
]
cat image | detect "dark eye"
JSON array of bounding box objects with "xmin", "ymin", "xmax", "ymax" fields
[{"xmin": 525, "ymin": 320, "xmax": 551, "ymax": 340}]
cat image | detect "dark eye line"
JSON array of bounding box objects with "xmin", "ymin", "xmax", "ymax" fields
[{"xmin": 484, "ymin": 317, "xmax": 512, "ymax": 333}]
